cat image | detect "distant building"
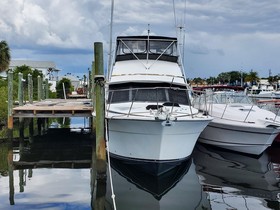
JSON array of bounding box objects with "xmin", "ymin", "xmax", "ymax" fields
[{"xmin": 6, "ymin": 60, "xmax": 60, "ymax": 92}]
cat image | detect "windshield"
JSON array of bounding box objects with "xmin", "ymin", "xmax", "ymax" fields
[{"xmin": 116, "ymin": 38, "xmax": 178, "ymax": 57}]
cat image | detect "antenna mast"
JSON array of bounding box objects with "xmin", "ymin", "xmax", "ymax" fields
[
  {"xmin": 146, "ymin": 24, "xmax": 150, "ymax": 63},
  {"xmin": 107, "ymin": 0, "xmax": 114, "ymax": 79}
]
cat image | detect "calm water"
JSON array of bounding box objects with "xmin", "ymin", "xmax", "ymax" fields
[{"xmin": 0, "ymin": 118, "xmax": 280, "ymax": 210}]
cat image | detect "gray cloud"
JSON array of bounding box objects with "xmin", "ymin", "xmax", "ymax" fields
[{"xmin": 0, "ymin": 0, "xmax": 279, "ymax": 78}]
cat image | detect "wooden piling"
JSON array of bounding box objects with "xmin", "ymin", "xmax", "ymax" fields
[
  {"xmin": 28, "ymin": 74, "xmax": 33, "ymax": 104},
  {"xmin": 45, "ymin": 78, "xmax": 49, "ymax": 99},
  {"xmin": 88, "ymin": 70, "xmax": 92, "ymax": 99},
  {"xmin": 7, "ymin": 70, "xmax": 13, "ymax": 135},
  {"xmin": 42, "ymin": 84, "xmax": 46, "ymax": 100},
  {"xmin": 37, "ymin": 76, "xmax": 42, "ymax": 101},
  {"xmin": 18, "ymin": 73, "xmax": 23, "ymax": 106},
  {"xmin": 18, "ymin": 73, "xmax": 24, "ymax": 139},
  {"xmin": 91, "ymin": 61, "xmax": 96, "ymax": 131},
  {"xmin": 94, "ymin": 42, "xmax": 107, "ymax": 175}
]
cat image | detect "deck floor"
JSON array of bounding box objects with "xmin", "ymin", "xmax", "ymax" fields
[{"xmin": 12, "ymin": 99, "xmax": 93, "ymax": 118}]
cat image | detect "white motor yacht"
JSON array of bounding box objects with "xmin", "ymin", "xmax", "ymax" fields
[{"xmin": 106, "ymin": 35, "xmax": 212, "ymax": 172}]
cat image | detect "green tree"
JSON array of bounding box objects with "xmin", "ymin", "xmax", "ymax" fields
[
  {"xmin": 217, "ymin": 72, "xmax": 231, "ymax": 84},
  {"xmin": 56, "ymin": 78, "xmax": 72, "ymax": 98},
  {"xmin": 245, "ymin": 70, "xmax": 259, "ymax": 86},
  {"xmin": 192, "ymin": 77, "xmax": 204, "ymax": 86},
  {"xmin": 205, "ymin": 76, "xmax": 218, "ymax": 85},
  {"xmin": 13, "ymin": 65, "xmax": 44, "ymax": 100},
  {"xmin": 0, "ymin": 84, "xmax": 8, "ymax": 126},
  {"xmin": 0, "ymin": 40, "xmax": 10, "ymax": 72}
]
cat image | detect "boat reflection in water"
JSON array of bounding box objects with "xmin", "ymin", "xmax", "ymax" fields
[
  {"xmin": 107, "ymin": 157, "xmax": 211, "ymax": 209},
  {"xmin": 193, "ymin": 143, "xmax": 280, "ymax": 209}
]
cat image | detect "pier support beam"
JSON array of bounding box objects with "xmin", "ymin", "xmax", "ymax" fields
[
  {"xmin": 91, "ymin": 61, "xmax": 96, "ymax": 132},
  {"xmin": 18, "ymin": 73, "xmax": 24, "ymax": 139},
  {"xmin": 94, "ymin": 42, "xmax": 107, "ymax": 175},
  {"xmin": 7, "ymin": 70, "xmax": 13, "ymax": 138},
  {"xmin": 28, "ymin": 74, "xmax": 33, "ymax": 104},
  {"xmin": 37, "ymin": 76, "xmax": 42, "ymax": 101}
]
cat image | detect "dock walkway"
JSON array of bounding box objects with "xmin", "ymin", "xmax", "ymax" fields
[{"xmin": 12, "ymin": 99, "xmax": 93, "ymax": 118}]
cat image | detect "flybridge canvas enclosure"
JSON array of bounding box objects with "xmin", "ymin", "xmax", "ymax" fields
[{"xmin": 115, "ymin": 36, "xmax": 179, "ymax": 62}]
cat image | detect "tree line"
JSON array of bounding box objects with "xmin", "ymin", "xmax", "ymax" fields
[{"xmin": 189, "ymin": 70, "xmax": 279, "ymax": 87}]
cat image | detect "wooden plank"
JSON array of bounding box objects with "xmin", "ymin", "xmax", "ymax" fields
[
  {"xmin": 12, "ymin": 98, "xmax": 93, "ymax": 118},
  {"xmin": 13, "ymin": 112, "xmax": 92, "ymax": 118}
]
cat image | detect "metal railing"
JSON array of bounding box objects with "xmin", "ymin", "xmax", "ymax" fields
[{"xmin": 106, "ymin": 86, "xmax": 195, "ymax": 118}]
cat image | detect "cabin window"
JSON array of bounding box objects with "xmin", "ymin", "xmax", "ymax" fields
[
  {"xmin": 117, "ymin": 40, "xmax": 146, "ymax": 55},
  {"xmin": 108, "ymin": 87, "xmax": 190, "ymax": 105},
  {"xmin": 108, "ymin": 89, "xmax": 130, "ymax": 103},
  {"xmin": 149, "ymin": 41, "xmax": 177, "ymax": 56},
  {"xmin": 133, "ymin": 89, "xmax": 167, "ymax": 102}
]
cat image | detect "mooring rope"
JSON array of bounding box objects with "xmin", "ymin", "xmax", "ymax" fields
[{"xmin": 105, "ymin": 119, "xmax": 117, "ymax": 210}]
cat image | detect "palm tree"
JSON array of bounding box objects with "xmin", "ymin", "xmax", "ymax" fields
[
  {"xmin": 245, "ymin": 70, "xmax": 259, "ymax": 86},
  {"xmin": 0, "ymin": 40, "xmax": 11, "ymax": 72}
]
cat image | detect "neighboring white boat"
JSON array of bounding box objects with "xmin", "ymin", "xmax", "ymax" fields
[
  {"xmin": 247, "ymin": 85, "xmax": 280, "ymax": 99},
  {"xmin": 192, "ymin": 87, "xmax": 280, "ymax": 155},
  {"xmin": 193, "ymin": 144, "xmax": 280, "ymax": 206},
  {"xmin": 106, "ymin": 35, "xmax": 212, "ymax": 171}
]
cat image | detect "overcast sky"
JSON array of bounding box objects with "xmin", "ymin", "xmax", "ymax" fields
[{"xmin": 1, "ymin": 0, "xmax": 280, "ymax": 79}]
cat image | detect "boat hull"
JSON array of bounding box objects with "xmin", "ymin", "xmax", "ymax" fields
[
  {"xmin": 198, "ymin": 120, "xmax": 280, "ymax": 155},
  {"xmin": 107, "ymin": 118, "xmax": 210, "ymax": 162}
]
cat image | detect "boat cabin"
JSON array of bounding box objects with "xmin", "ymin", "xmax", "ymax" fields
[{"xmin": 115, "ymin": 36, "xmax": 179, "ymax": 63}]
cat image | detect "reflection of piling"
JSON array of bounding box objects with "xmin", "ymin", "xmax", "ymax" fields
[
  {"xmin": 94, "ymin": 42, "xmax": 107, "ymax": 175},
  {"xmin": 94, "ymin": 179, "xmax": 107, "ymax": 209},
  {"xmin": 8, "ymin": 144, "xmax": 15, "ymax": 205}
]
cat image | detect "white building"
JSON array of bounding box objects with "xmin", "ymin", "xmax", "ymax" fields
[{"xmin": 7, "ymin": 60, "xmax": 60, "ymax": 92}]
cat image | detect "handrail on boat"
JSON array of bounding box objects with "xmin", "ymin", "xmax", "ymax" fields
[
  {"xmin": 106, "ymin": 86, "xmax": 198, "ymax": 118},
  {"xmin": 191, "ymin": 90, "xmax": 265, "ymax": 122}
]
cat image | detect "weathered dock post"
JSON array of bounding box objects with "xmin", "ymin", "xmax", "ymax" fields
[
  {"xmin": 37, "ymin": 76, "xmax": 42, "ymax": 135},
  {"xmin": 45, "ymin": 78, "xmax": 49, "ymax": 99},
  {"xmin": 91, "ymin": 44, "xmax": 107, "ymax": 209},
  {"xmin": 94, "ymin": 42, "xmax": 107, "ymax": 176},
  {"xmin": 18, "ymin": 73, "xmax": 24, "ymax": 106},
  {"xmin": 7, "ymin": 70, "xmax": 14, "ymax": 204},
  {"xmin": 88, "ymin": 69, "xmax": 92, "ymax": 99},
  {"xmin": 28, "ymin": 74, "xmax": 34, "ymax": 142},
  {"xmin": 18, "ymin": 73, "xmax": 24, "ymax": 139},
  {"xmin": 91, "ymin": 61, "xmax": 95, "ymax": 131},
  {"xmin": 7, "ymin": 70, "xmax": 13, "ymax": 138},
  {"xmin": 28, "ymin": 74, "xmax": 33, "ymax": 104},
  {"xmin": 42, "ymin": 83, "xmax": 46, "ymax": 100},
  {"xmin": 37, "ymin": 76, "xmax": 42, "ymax": 101}
]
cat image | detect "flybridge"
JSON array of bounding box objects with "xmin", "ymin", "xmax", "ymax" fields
[{"xmin": 115, "ymin": 36, "xmax": 179, "ymax": 63}]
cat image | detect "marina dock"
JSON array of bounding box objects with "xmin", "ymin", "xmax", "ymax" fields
[{"xmin": 12, "ymin": 99, "xmax": 93, "ymax": 118}]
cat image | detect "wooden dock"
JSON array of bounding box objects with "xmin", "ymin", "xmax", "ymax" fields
[{"xmin": 12, "ymin": 99, "xmax": 93, "ymax": 118}]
